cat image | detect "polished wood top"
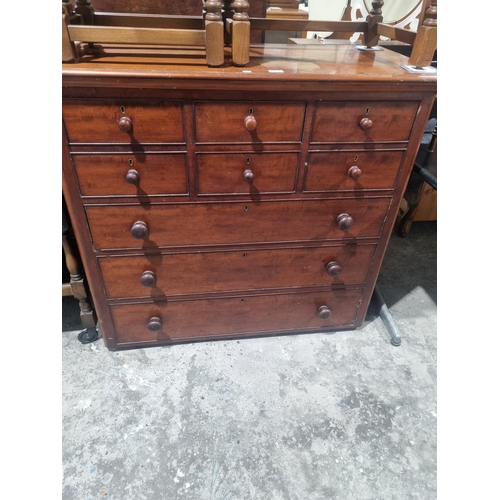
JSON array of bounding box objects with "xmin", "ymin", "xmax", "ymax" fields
[{"xmin": 62, "ymin": 43, "xmax": 437, "ymax": 91}]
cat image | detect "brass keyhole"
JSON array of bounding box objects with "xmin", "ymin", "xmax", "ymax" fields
[
  {"xmin": 365, "ymin": 107, "xmax": 370, "ymax": 115},
  {"xmin": 246, "ymin": 157, "xmax": 251, "ymax": 165},
  {"xmin": 120, "ymin": 106, "xmax": 126, "ymax": 114},
  {"xmin": 354, "ymin": 155, "xmax": 359, "ymax": 162},
  {"xmin": 249, "ymin": 107, "xmax": 254, "ymax": 115},
  {"xmin": 128, "ymin": 159, "xmax": 134, "ymax": 166}
]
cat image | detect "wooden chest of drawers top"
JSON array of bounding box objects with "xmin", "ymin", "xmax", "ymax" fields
[{"xmin": 62, "ymin": 44, "xmax": 436, "ymax": 350}]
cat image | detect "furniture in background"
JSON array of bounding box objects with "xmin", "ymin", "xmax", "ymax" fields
[
  {"xmin": 398, "ymin": 117, "xmax": 437, "ymax": 236},
  {"xmin": 62, "ymin": 196, "xmax": 98, "ymax": 343},
  {"xmin": 237, "ymin": 0, "xmax": 436, "ymax": 67},
  {"xmin": 62, "ymin": 0, "xmax": 267, "ymax": 67},
  {"xmin": 63, "ymin": 1, "xmax": 437, "ymax": 69}
]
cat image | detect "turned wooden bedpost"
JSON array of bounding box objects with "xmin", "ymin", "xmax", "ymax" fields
[
  {"xmin": 205, "ymin": 0, "xmax": 225, "ymax": 66},
  {"xmin": 408, "ymin": 0, "xmax": 437, "ymax": 68},
  {"xmin": 232, "ymin": 0, "xmax": 250, "ymax": 66},
  {"xmin": 363, "ymin": 1, "xmax": 384, "ymax": 48}
]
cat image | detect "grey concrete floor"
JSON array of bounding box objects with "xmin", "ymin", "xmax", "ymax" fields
[{"xmin": 62, "ymin": 222, "xmax": 437, "ymax": 500}]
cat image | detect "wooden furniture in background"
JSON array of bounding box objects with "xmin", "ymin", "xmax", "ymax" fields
[
  {"xmin": 63, "ymin": 0, "xmax": 268, "ymax": 67},
  {"xmin": 398, "ymin": 118, "xmax": 437, "ymax": 236},
  {"xmin": 63, "ymin": 196, "xmax": 98, "ymax": 343},
  {"xmin": 232, "ymin": 0, "xmax": 437, "ymax": 67},
  {"xmin": 62, "ymin": 0, "xmax": 226, "ymax": 66},
  {"xmin": 62, "ymin": 42, "xmax": 436, "ymax": 350}
]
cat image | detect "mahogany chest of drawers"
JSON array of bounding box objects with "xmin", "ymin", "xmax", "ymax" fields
[{"xmin": 62, "ymin": 44, "xmax": 436, "ymax": 350}]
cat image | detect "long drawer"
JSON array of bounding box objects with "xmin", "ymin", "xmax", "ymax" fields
[
  {"xmin": 73, "ymin": 153, "xmax": 189, "ymax": 197},
  {"xmin": 62, "ymin": 99, "xmax": 185, "ymax": 144},
  {"xmin": 85, "ymin": 198, "xmax": 392, "ymax": 250},
  {"xmin": 98, "ymin": 244, "xmax": 377, "ymax": 299},
  {"xmin": 110, "ymin": 288, "xmax": 364, "ymax": 344}
]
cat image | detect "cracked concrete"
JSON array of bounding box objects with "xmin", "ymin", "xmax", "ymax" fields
[{"xmin": 62, "ymin": 222, "xmax": 437, "ymax": 500}]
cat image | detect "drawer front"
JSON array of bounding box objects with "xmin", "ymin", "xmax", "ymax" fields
[
  {"xmin": 73, "ymin": 154, "xmax": 188, "ymax": 197},
  {"xmin": 85, "ymin": 198, "xmax": 391, "ymax": 250},
  {"xmin": 304, "ymin": 151, "xmax": 404, "ymax": 192},
  {"xmin": 62, "ymin": 99, "xmax": 185, "ymax": 144},
  {"xmin": 194, "ymin": 102, "xmax": 306, "ymax": 143},
  {"xmin": 99, "ymin": 244, "xmax": 377, "ymax": 298},
  {"xmin": 110, "ymin": 289, "xmax": 364, "ymax": 343},
  {"xmin": 311, "ymin": 101, "xmax": 419, "ymax": 143},
  {"xmin": 196, "ymin": 152, "xmax": 299, "ymax": 195}
]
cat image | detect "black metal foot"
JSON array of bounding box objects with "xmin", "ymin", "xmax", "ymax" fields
[{"xmin": 78, "ymin": 327, "xmax": 99, "ymax": 344}]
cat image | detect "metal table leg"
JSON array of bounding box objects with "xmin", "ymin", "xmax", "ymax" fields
[{"xmin": 372, "ymin": 285, "xmax": 401, "ymax": 346}]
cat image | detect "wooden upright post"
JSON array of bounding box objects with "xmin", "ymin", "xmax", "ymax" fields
[
  {"xmin": 75, "ymin": 0, "xmax": 94, "ymax": 25},
  {"xmin": 62, "ymin": 10, "xmax": 77, "ymax": 62},
  {"xmin": 232, "ymin": 0, "xmax": 250, "ymax": 66},
  {"xmin": 363, "ymin": 1, "xmax": 384, "ymax": 48},
  {"xmin": 408, "ymin": 0, "xmax": 437, "ymax": 68},
  {"xmin": 205, "ymin": 0, "xmax": 225, "ymax": 67}
]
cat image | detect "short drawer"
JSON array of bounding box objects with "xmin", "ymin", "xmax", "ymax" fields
[
  {"xmin": 311, "ymin": 101, "xmax": 419, "ymax": 143},
  {"xmin": 62, "ymin": 99, "xmax": 185, "ymax": 144},
  {"xmin": 73, "ymin": 153, "xmax": 188, "ymax": 197},
  {"xmin": 194, "ymin": 102, "xmax": 306, "ymax": 143},
  {"xmin": 85, "ymin": 198, "xmax": 391, "ymax": 250},
  {"xmin": 196, "ymin": 152, "xmax": 299, "ymax": 195},
  {"xmin": 304, "ymin": 150, "xmax": 404, "ymax": 192},
  {"xmin": 98, "ymin": 244, "xmax": 377, "ymax": 299},
  {"xmin": 110, "ymin": 288, "xmax": 364, "ymax": 344}
]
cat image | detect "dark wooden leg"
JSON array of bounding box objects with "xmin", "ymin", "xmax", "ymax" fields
[
  {"xmin": 363, "ymin": 1, "xmax": 384, "ymax": 48},
  {"xmin": 62, "ymin": 231, "xmax": 99, "ymax": 343}
]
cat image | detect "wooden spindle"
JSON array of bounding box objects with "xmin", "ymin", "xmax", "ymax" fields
[
  {"xmin": 363, "ymin": 0, "xmax": 384, "ymax": 48},
  {"xmin": 205, "ymin": 0, "xmax": 224, "ymax": 67},
  {"xmin": 232, "ymin": 0, "xmax": 250, "ymax": 66},
  {"xmin": 62, "ymin": 10, "xmax": 77, "ymax": 62},
  {"xmin": 62, "ymin": 0, "xmax": 71, "ymax": 18},
  {"xmin": 75, "ymin": 0, "xmax": 94, "ymax": 25},
  {"xmin": 408, "ymin": 0, "xmax": 437, "ymax": 68}
]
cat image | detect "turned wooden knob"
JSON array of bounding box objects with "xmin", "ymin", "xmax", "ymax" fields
[
  {"xmin": 118, "ymin": 116, "xmax": 132, "ymax": 132},
  {"xmin": 317, "ymin": 305, "xmax": 332, "ymax": 320},
  {"xmin": 147, "ymin": 316, "xmax": 162, "ymax": 332},
  {"xmin": 140, "ymin": 270, "xmax": 156, "ymax": 287},
  {"xmin": 126, "ymin": 169, "xmax": 140, "ymax": 184},
  {"xmin": 326, "ymin": 261, "xmax": 342, "ymax": 277},
  {"xmin": 130, "ymin": 221, "xmax": 149, "ymax": 239},
  {"xmin": 337, "ymin": 213, "xmax": 354, "ymax": 231},
  {"xmin": 243, "ymin": 169, "xmax": 254, "ymax": 183},
  {"xmin": 244, "ymin": 115, "xmax": 257, "ymax": 131},
  {"xmin": 348, "ymin": 166, "xmax": 363, "ymax": 179},
  {"xmin": 359, "ymin": 117, "xmax": 373, "ymax": 130}
]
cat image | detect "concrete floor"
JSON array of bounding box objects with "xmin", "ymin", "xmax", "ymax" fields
[{"xmin": 62, "ymin": 222, "xmax": 437, "ymax": 500}]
